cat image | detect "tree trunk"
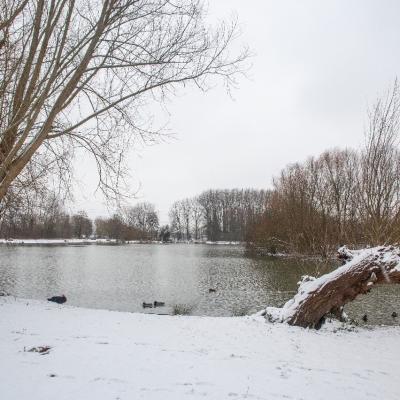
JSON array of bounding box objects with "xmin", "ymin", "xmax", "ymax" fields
[{"xmin": 265, "ymin": 246, "xmax": 400, "ymax": 328}]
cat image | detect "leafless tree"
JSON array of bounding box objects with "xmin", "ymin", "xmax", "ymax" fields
[
  {"xmin": 251, "ymin": 149, "xmax": 363, "ymax": 256},
  {"xmin": 0, "ymin": 187, "xmax": 75, "ymax": 238},
  {"xmin": 71, "ymin": 210, "xmax": 92, "ymax": 238},
  {"xmin": 123, "ymin": 201, "xmax": 159, "ymax": 239},
  {"xmin": 180, "ymin": 198, "xmax": 192, "ymax": 240},
  {"xmin": 190, "ymin": 197, "xmax": 203, "ymax": 240},
  {"xmin": 95, "ymin": 213, "xmax": 125, "ymax": 239},
  {"xmin": 358, "ymin": 79, "xmax": 400, "ymax": 244},
  {"xmin": 169, "ymin": 200, "xmax": 184, "ymax": 240},
  {"xmin": 0, "ymin": 0, "xmax": 248, "ymax": 203},
  {"xmin": 319, "ymin": 149, "xmax": 359, "ymax": 245},
  {"xmin": 170, "ymin": 189, "xmax": 269, "ymax": 242}
]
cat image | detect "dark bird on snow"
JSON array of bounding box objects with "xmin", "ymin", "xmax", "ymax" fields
[
  {"xmin": 153, "ymin": 301, "xmax": 165, "ymax": 307},
  {"xmin": 47, "ymin": 295, "xmax": 67, "ymax": 304},
  {"xmin": 362, "ymin": 314, "xmax": 368, "ymax": 322},
  {"xmin": 392, "ymin": 311, "xmax": 398, "ymax": 318},
  {"xmin": 142, "ymin": 302, "xmax": 153, "ymax": 308},
  {"xmin": 208, "ymin": 288, "xmax": 216, "ymax": 293}
]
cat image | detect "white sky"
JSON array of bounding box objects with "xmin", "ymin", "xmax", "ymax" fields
[{"xmin": 73, "ymin": 0, "xmax": 400, "ymax": 224}]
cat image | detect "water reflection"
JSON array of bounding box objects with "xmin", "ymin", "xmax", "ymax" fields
[{"xmin": 0, "ymin": 244, "xmax": 399, "ymax": 325}]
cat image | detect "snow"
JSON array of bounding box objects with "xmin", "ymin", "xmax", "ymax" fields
[
  {"xmin": 1, "ymin": 297, "xmax": 399, "ymax": 400},
  {"xmin": 0, "ymin": 239, "xmax": 245, "ymax": 246},
  {"xmin": 0, "ymin": 239, "xmax": 242, "ymax": 246},
  {"xmin": 205, "ymin": 241, "xmax": 242, "ymax": 245},
  {"xmin": 0, "ymin": 238, "xmax": 117, "ymax": 245},
  {"xmin": 266, "ymin": 246, "xmax": 400, "ymax": 323},
  {"xmin": 125, "ymin": 240, "xmax": 162, "ymax": 244}
]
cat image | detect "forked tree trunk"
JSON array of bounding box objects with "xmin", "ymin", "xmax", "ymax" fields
[{"xmin": 265, "ymin": 246, "xmax": 400, "ymax": 328}]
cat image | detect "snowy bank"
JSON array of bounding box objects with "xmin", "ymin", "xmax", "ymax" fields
[
  {"xmin": 1, "ymin": 298, "xmax": 399, "ymax": 400},
  {"xmin": 0, "ymin": 238, "xmax": 118, "ymax": 246},
  {"xmin": 205, "ymin": 241, "xmax": 242, "ymax": 245}
]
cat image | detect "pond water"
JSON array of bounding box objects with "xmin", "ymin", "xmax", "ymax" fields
[{"xmin": 0, "ymin": 244, "xmax": 399, "ymax": 325}]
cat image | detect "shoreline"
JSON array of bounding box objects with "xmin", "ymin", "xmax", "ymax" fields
[
  {"xmin": 1, "ymin": 296, "xmax": 399, "ymax": 399},
  {"xmin": 0, "ymin": 238, "xmax": 244, "ymax": 247},
  {"xmin": 0, "ymin": 238, "xmax": 119, "ymax": 246}
]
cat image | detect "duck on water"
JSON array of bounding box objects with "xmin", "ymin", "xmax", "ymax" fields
[
  {"xmin": 47, "ymin": 295, "xmax": 67, "ymax": 304},
  {"xmin": 142, "ymin": 301, "xmax": 165, "ymax": 308}
]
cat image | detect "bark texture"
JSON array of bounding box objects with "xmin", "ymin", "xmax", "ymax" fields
[{"xmin": 265, "ymin": 246, "xmax": 400, "ymax": 328}]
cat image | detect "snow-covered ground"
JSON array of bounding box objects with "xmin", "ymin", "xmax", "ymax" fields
[
  {"xmin": 0, "ymin": 238, "xmax": 117, "ymax": 245},
  {"xmin": 0, "ymin": 239, "xmax": 241, "ymax": 246},
  {"xmin": 205, "ymin": 241, "xmax": 242, "ymax": 245},
  {"xmin": 1, "ymin": 297, "xmax": 399, "ymax": 400}
]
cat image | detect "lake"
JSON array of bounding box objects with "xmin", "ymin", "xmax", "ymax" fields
[{"xmin": 0, "ymin": 244, "xmax": 399, "ymax": 325}]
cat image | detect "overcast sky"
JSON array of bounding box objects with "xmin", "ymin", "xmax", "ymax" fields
[{"xmin": 73, "ymin": 0, "xmax": 400, "ymax": 224}]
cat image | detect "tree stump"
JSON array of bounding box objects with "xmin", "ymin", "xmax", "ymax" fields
[{"xmin": 265, "ymin": 246, "xmax": 400, "ymax": 328}]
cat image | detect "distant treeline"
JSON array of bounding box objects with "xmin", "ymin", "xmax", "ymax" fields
[
  {"xmin": 169, "ymin": 189, "xmax": 269, "ymax": 241},
  {"xmin": 95, "ymin": 203, "xmax": 159, "ymax": 241},
  {"xmin": 2, "ymin": 139, "xmax": 399, "ymax": 251},
  {"xmin": 90, "ymin": 189, "xmax": 269, "ymax": 242},
  {"xmin": 0, "ymin": 197, "xmax": 160, "ymax": 241},
  {"xmin": 0, "ymin": 188, "xmax": 268, "ymax": 242},
  {"xmin": 0, "ymin": 192, "xmax": 93, "ymax": 239}
]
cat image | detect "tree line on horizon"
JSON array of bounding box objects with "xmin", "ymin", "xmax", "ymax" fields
[
  {"xmin": 169, "ymin": 189, "xmax": 269, "ymax": 242},
  {"xmin": 0, "ymin": 194, "xmax": 160, "ymax": 241},
  {"xmin": 0, "ymin": 189, "xmax": 93, "ymax": 239},
  {"xmin": 0, "ymin": 188, "xmax": 269, "ymax": 242}
]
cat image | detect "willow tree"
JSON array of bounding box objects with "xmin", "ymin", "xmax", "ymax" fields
[{"xmin": 0, "ymin": 0, "xmax": 247, "ymax": 202}]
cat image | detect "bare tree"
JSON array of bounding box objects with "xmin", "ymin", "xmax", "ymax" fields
[
  {"xmin": 95, "ymin": 213, "xmax": 125, "ymax": 239},
  {"xmin": 158, "ymin": 224, "xmax": 171, "ymax": 242},
  {"xmin": 123, "ymin": 202, "xmax": 159, "ymax": 239},
  {"xmin": 0, "ymin": 0, "xmax": 248, "ymax": 202},
  {"xmin": 169, "ymin": 200, "xmax": 184, "ymax": 241},
  {"xmin": 170, "ymin": 189, "xmax": 268, "ymax": 242},
  {"xmin": 190, "ymin": 197, "xmax": 203, "ymax": 240},
  {"xmin": 0, "ymin": 187, "xmax": 75, "ymax": 238},
  {"xmin": 180, "ymin": 198, "xmax": 192, "ymax": 241},
  {"xmin": 71, "ymin": 210, "xmax": 92, "ymax": 238},
  {"xmin": 319, "ymin": 149, "xmax": 359, "ymax": 245},
  {"xmin": 359, "ymin": 79, "xmax": 400, "ymax": 244}
]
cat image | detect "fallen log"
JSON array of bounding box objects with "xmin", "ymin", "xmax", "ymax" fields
[{"xmin": 265, "ymin": 246, "xmax": 400, "ymax": 328}]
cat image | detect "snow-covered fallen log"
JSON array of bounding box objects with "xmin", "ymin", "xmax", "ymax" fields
[{"xmin": 265, "ymin": 246, "xmax": 400, "ymax": 328}]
